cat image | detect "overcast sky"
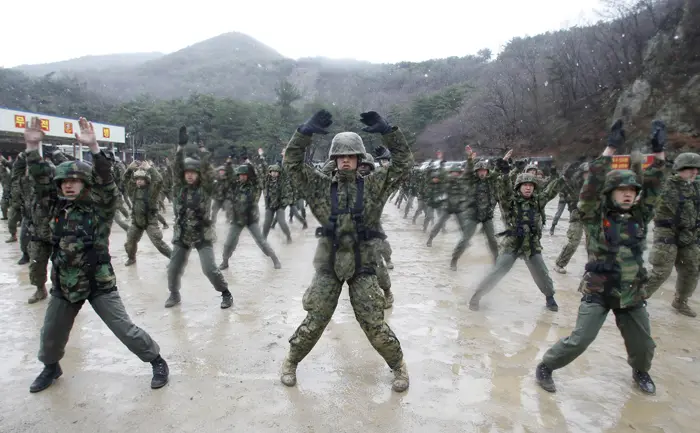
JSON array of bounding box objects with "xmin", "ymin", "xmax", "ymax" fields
[{"xmin": 2, "ymin": 0, "xmax": 603, "ymax": 67}]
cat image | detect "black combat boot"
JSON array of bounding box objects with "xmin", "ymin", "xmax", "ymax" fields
[
  {"xmin": 17, "ymin": 253, "xmax": 30, "ymax": 265},
  {"xmin": 125, "ymin": 257, "xmax": 136, "ymax": 266},
  {"xmin": 450, "ymin": 257, "xmax": 458, "ymax": 271},
  {"xmin": 29, "ymin": 363, "xmax": 63, "ymax": 393},
  {"xmin": 218, "ymin": 261, "xmax": 229, "ymax": 270},
  {"xmin": 535, "ymin": 362, "xmax": 556, "ymax": 392},
  {"xmin": 164, "ymin": 292, "xmax": 181, "ymax": 308},
  {"xmin": 545, "ymin": 296, "xmax": 559, "ymax": 312},
  {"xmin": 633, "ymin": 370, "xmax": 656, "ymax": 395},
  {"xmin": 221, "ymin": 290, "xmax": 233, "ymax": 309},
  {"xmin": 150, "ymin": 356, "xmax": 169, "ymax": 389}
]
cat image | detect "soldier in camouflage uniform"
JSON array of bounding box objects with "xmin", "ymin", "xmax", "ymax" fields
[
  {"xmin": 420, "ymin": 167, "xmax": 446, "ymax": 232},
  {"xmin": 111, "ymin": 158, "xmax": 131, "ymax": 232},
  {"xmin": 469, "ymin": 157, "xmax": 562, "ymax": 312},
  {"xmin": 643, "ymin": 152, "xmax": 700, "ymax": 317},
  {"xmin": 553, "ymin": 163, "xmax": 591, "ymax": 274},
  {"xmin": 411, "ymin": 165, "xmax": 429, "ymax": 223},
  {"xmin": 402, "ymin": 167, "xmax": 419, "ymax": 219},
  {"xmin": 261, "ymin": 163, "xmax": 293, "ymax": 242},
  {"xmin": 24, "ymin": 117, "xmax": 168, "ymax": 393},
  {"xmin": 536, "ymin": 119, "xmax": 666, "ymax": 395},
  {"xmin": 123, "ymin": 162, "xmax": 172, "ymax": 265},
  {"xmin": 280, "ymin": 109, "xmax": 410, "ymax": 392},
  {"xmin": 0, "ymin": 155, "xmax": 11, "ymax": 220},
  {"xmin": 549, "ymin": 191, "xmax": 567, "ymax": 235},
  {"xmin": 219, "ymin": 152, "xmax": 282, "ymax": 270},
  {"xmin": 5, "ymin": 155, "xmax": 22, "ymax": 243},
  {"xmin": 426, "ymin": 162, "xmax": 469, "ymax": 256},
  {"xmin": 11, "ymin": 154, "xmax": 34, "ymax": 265},
  {"xmin": 211, "ymin": 165, "xmax": 230, "ymax": 224},
  {"xmin": 165, "ymin": 127, "xmax": 231, "ymax": 309}
]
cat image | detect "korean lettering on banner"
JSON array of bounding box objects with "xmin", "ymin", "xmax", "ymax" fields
[
  {"xmin": 64, "ymin": 122, "xmax": 73, "ymax": 134},
  {"xmin": 40, "ymin": 118, "xmax": 50, "ymax": 132},
  {"xmin": 102, "ymin": 127, "xmax": 110, "ymax": 139},
  {"xmin": 611, "ymin": 156, "xmax": 629, "ymax": 170},
  {"xmin": 14, "ymin": 114, "xmax": 26, "ymax": 128}
]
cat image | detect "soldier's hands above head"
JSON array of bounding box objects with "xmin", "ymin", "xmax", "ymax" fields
[
  {"xmin": 75, "ymin": 117, "xmax": 98, "ymax": 150},
  {"xmin": 607, "ymin": 119, "xmax": 625, "ymax": 149},
  {"xmin": 650, "ymin": 119, "xmax": 666, "ymax": 153},
  {"xmin": 298, "ymin": 109, "xmax": 333, "ymax": 136},
  {"xmin": 178, "ymin": 126, "xmax": 189, "ymax": 146},
  {"xmin": 515, "ymin": 158, "xmax": 527, "ymax": 170},
  {"xmin": 495, "ymin": 157, "xmax": 510, "ymax": 174},
  {"xmin": 360, "ymin": 111, "xmax": 392, "ymax": 134},
  {"xmin": 24, "ymin": 117, "xmax": 45, "ymax": 149}
]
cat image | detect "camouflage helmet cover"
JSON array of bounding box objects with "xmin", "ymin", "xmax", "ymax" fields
[
  {"xmin": 473, "ymin": 160, "xmax": 489, "ymax": 172},
  {"xmin": 236, "ymin": 164, "xmax": 251, "ymax": 175},
  {"xmin": 183, "ymin": 157, "xmax": 200, "ymax": 173},
  {"xmin": 54, "ymin": 160, "xmax": 93, "ymax": 186},
  {"xmin": 448, "ymin": 163, "xmax": 463, "ymax": 173},
  {"xmin": 672, "ymin": 152, "xmax": 700, "ymax": 171},
  {"xmin": 268, "ymin": 164, "xmax": 281, "ymax": 173},
  {"xmin": 514, "ymin": 172, "xmax": 538, "ymax": 190},
  {"xmin": 524, "ymin": 163, "xmax": 538, "ymax": 173},
  {"xmin": 579, "ymin": 162, "xmax": 590, "ymax": 172},
  {"xmin": 360, "ymin": 153, "xmax": 375, "ymax": 166},
  {"xmin": 603, "ymin": 169, "xmax": 641, "ymax": 194},
  {"xmin": 328, "ymin": 132, "xmax": 366, "ymax": 159},
  {"xmin": 133, "ymin": 169, "xmax": 150, "ymax": 182}
]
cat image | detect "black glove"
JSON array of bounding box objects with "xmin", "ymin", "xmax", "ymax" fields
[
  {"xmin": 550, "ymin": 166, "xmax": 558, "ymax": 177},
  {"xmin": 650, "ymin": 119, "xmax": 666, "ymax": 152},
  {"xmin": 515, "ymin": 158, "xmax": 527, "ymax": 170},
  {"xmin": 374, "ymin": 145, "xmax": 387, "ymax": 157},
  {"xmin": 298, "ymin": 110, "xmax": 333, "ymax": 136},
  {"xmin": 607, "ymin": 119, "xmax": 625, "ymax": 148},
  {"xmin": 178, "ymin": 126, "xmax": 189, "ymax": 145},
  {"xmin": 495, "ymin": 158, "xmax": 510, "ymax": 174},
  {"xmin": 360, "ymin": 111, "xmax": 392, "ymax": 134}
]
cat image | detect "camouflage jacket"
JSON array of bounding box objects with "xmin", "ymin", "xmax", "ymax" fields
[
  {"xmin": 26, "ymin": 152, "xmax": 67, "ymax": 242},
  {"xmin": 0, "ymin": 158, "xmax": 11, "ymax": 193},
  {"xmin": 172, "ymin": 148, "xmax": 216, "ymax": 248},
  {"xmin": 558, "ymin": 171, "xmax": 586, "ymax": 222},
  {"xmin": 651, "ymin": 173, "xmax": 699, "ymax": 247},
  {"xmin": 213, "ymin": 175, "xmax": 229, "ymax": 202},
  {"xmin": 465, "ymin": 157, "xmax": 499, "ymax": 222},
  {"xmin": 264, "ymin": 171, "xmax": 293, "ymax": 210},
  {"xmin": 441, "ymin": 171, "xmax": 469, "ymax": 214},
  {"xmin": 424, "ymin": 172, "xmax": 446, "ymax": 209},
  {"xmin": 578, "ymin": 155, "xmax": 664, "ymax": 307},
  {"xmin": 161, "ymin": 165, "xmax": 173, "ymax": 195},
  {"xmin": 29, "ymin": 150, "xmax": 118, "ymax": 303},
  {"xmin": 225, "ymin": 160, "xmax": 263, "ymax": 226},
  {"xmin": 497, "ymin": 171, "xmax": 562, "ymax": 256},
  {"xmin": 11, "ymin": 155, "xmax": 35, "ymax": 215},
  {"xmin": 284, "ymin": 127, "xmax": 413, "ymax": 282},
  {"xmin": 113, "ymin": 160, "xmax": 126, "ymax": 192},
  {"xmin": 124, "ymin": 165, "xmax": 163, "ymax": 228}
]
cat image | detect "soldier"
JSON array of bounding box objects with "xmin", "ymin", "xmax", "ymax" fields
[
  {"xmin": 9, "ymin": 154, "xmax": 34, "ymax": 265},
  {"xmin": 123, "ymin": 162, "xmax": 172, "ymax": 265},
  {"xmin": 261, "ymin": 164, "xmax": 293, "ymax": 242},
  {"xmin": 643, "ymin": 152, "xmax": 700, "ymax": 317},
  {"xmin": 279, "ymin": 110, "xmax": 410, "ymax": 392},
  {"xmin": 426, "ymin": 162, "xmax": 468, "ymax": 251},
  {"xmin": 548, "ymin": 191, "xmax": 567, "ymax": 235},
  {"xmin": 24, "ymin": 117, "xmax": 168, "ymax": 393},
  {"xmin": 111, "ymin": 159, "xmax": 131, "ymax": 232},
  {"xmin": 536, "ymin": 119, "xmax": 666, "ymax": 395},
  {"xmin": 469, "ymin": 157, "xmax": 562, "ymax": 312},
  {"xmin": 219, "ymin": 155, "xmax": 281, "ymax": 270},
  {"xmin": 165, "ymin": 127, "xmax": 231, "ymax": 309},
  {"xmin": 553, "ymin": 163, "xmax": 590, "ymax": 274},
  {"xmin": 5, "ymin": 154, "xmax": 21, "ymax": 243},
  {"xmin": 211, "ymin": 165, "xmax": 230, "ymax": 224},
  {"xmin": 0, "ymin": 155, "xmax": 11, "ymax": 220},
  {"xmin": 420, "ymin": 166, "xmax": 446, "ymax": 232}
]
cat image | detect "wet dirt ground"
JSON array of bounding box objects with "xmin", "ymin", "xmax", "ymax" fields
[{"xmin": 0, "ymin": 199, "xmax": 698, "ymax": 433}]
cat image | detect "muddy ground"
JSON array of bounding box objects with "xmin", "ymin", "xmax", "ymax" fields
[{"xmin": 0, "ymin": 200, "xmax": 698, "ymax": 433}]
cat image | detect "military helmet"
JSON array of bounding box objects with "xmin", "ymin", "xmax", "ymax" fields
[
  {"xmin": 579, "ymin": 162, "xmax": 590, "ymax": 172},
  {"xmin": 133, "ymin": 169, "xmax": 150, "ymax": 182},
  {"xmin": 328, "ymin": 132, "xmax": 366, "ymax": 159},
  {"xmin": 602, "ymin": 169, "xmax": 641, "ymax": 194},
  {"xmin": 672, "ymin": 152, "xmax": 700, "ymax": 171},
  {"xmin": 268, "ymin": 164, "xmax": 281, "ymax": 173},
  {"xmin": 236, "ymin": 164, "xmax": 251, "ymax": 175},
  {"xmin": 183, "ymin": 157, "xmax": 199, "ymax": 173},
  {"xmin": 54, "ymin": 160, "xmax": 93, "ymax": 186},
  {"xmin": 360, "ymin": 153, "xmax": 375, "ymax": 166},
  {"xmin": 514, "ymin": 172, "xmax": 538, "ymax": 189},
  {"xmin": 474, "ymin": 160, "xmax": 489, "ymax": 172},
  {"xmin": 524, "ymin": 163, "xmax": 538, "ymax": 173},
  {"xmin": 216, "ymin": 165, "xmax": 226, "ymax": 172},
  {"xmin": 448, "ymin": 164, "xmax": 463, "ymax": 173}
]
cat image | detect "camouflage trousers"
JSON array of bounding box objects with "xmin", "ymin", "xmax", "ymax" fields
[
  {"xmin": 646, "ymin": 242, "xmax": 700, "ymax": 300},
  {"xmin": 114, "ymin": 212, "xmax": 130, "ymax": 231},
  {"xmin": 555, "ymin": 220, "xmax": 586, "ymax": 269},
  {"xmin": 0, "ymin": 193, "xmax": 8, "ymax": 219},
  {"xmin": 422, "ymin": 206, "xmax": 445, "ymax": 232},
  {"xmin": 412, "ymin": 199, "xmax": 425, "ymax": 223},
  {"xmin": 394, "ymin": 189, "xmax": 407, "ymax": 207},
  {"xmin": 211, "ymin": 199, "xmax": 231, "ymax": 224},
  {"xmin": 125, "ymin": 221, "xmax": 172, "ymax": 260},
  {"xmin": 38, "ymin": 290, "xmax": 160, "ymax": 365},
  {"xmin": 222, "ymin": 222, "xmax": 276, "ymax": 262},
  {"xmin": 402, "ymin": 195, "xmax": 414, "ymax": 218},
  {"xmin": 19, "ymin": 217, "xmax": 30, "ymax": 256},
  {"xmin": 542, "ymin": 297, "xmax": 655, "ymax": 372},
  {"xmin": 369, "ymin": 238, "xmax": 391, "ymax": 292},
  {"xmin": 287, "ymin": 271, "xmax": 403, "ymax": 368},
  {"xmin": 168, "ymin": 243, "xmax": 228, "ymax": 293},
  {"xmin": 435, "ymin": 216, "xmax": 499, "ymax": 263},
  {"xmin": 29, "ymin": 240, "xmax": 52, "ymax": 288},
  {"xmin": 288, "ymin": 200, "xmax": 306, "ymax": 224},
  {"xmin": 263, "ymin": 208, "xmax": 291, "ymax": 240},
  {"xmin": 7, "ymin": 206, "xmax": 21, "ymax": 237},
  {"xmin": 549, "ymin": 200, "xmax": 567, "ymax": 231},
  {"xmin": 472, "ymin": 252, "xmax": 554, "ymax": 301}
]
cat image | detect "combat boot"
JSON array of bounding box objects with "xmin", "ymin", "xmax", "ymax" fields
[
  {"xmin": 221, "ymin": 290, "xmax": 233, "ymax": 309},
  {"xmin": 280, "ymin": 356, "xmax": 298, "ymax": 387},
  {"xmin": 286, "ymin": 236, "xmax": 293, "ymax": 244},
  {"xmin": 391, "ymin": 359, "xmax": 409, "ymax": 392},
  {"xmin": 545, "ymin": 296, "xmax": 559, "ymax": 312},
  {"xmin": 468, "ymin": 295, "xmax": 480, "ymax": 311},
  {"xmin": 383, "ymin": 290, "xmax": 394, "ymax": 309},
  {"xmin": 633, "ymin": 370, "xmax": 656, "ymax": 395},
  {"xmin": 5, "ymin": 234, "xmax": 17, "ymax": 243},
  {"xmin": 164, "ymin": 292, "xmax": 181, "ymax": 308},
  {"xmin": 553, "ymin": 265, "xmax": 566, "ymax": 274},
  {"xmin": 672, "ymin": 298, "xmax": 696, "ymax": 317},
  {"xmin": 17, "ymin": 253, "xmax": 30, "ymax": 265},
  {"xmin": 302, "ymin": 221, "xmax": 308, "ymax": 229},
  {"xmin": 125, "ymin": 257, "xmax": 136, "ymax": 266},
  {"xmin": 535, "ymin": 362, "xmax": 556, "ymax": 392},
  {"xmin": 271, "ymin": 254, "xmax": 282, "ymax": 269},
  {"xmin": 28, "ymin": 285, "xmax": 47, "ymax": 304},
  {"xmin": 218, "ymin": 261, "xmax": 229, "ymax": 270},
  {"xmin": 29, "ymin": 362, "xmax": 63, "ymax": 393},
  {"xmin": 450, "ymin": 257, "xmax": 458, "ymax": 271},
  {"xmin": 150, "ymin": 355, "xmax": 169, "ymax": 389},
  {"xmin": 549, "ymin": 226, "xmax": 555, "ymax": 236},
  {"xmin": 385, "ymin": 260, "xmax": 394, "ymax": 270},
  {"xmin": 162, "ymin": 223, "xmax": 169, "ymax": 229},
  {"xmin": 426, "ymin": 238, "xmax": 433, "ymax": 247}
]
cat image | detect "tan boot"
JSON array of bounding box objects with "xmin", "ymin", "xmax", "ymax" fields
[
  {"xmin": 383, "ymin": 290, "xmax": 394, "ymax": 309},
  {"xmin": 391, "ymin": 359, "xmax": 409, "ymax": 392},
  {"xmin": 28, "ymin": 286, "xmax": 48, "ymax": 304},
  {"xmin": 280, "ymin": 356, "xmax": 298, "ymax": 387},
  {"xmin": 672, "ymin": 298, "xmax": 697, "ymax": 317}
]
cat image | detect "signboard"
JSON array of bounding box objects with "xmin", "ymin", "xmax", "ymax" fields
[
  {"xmin": 0, "ymin": 107, "xmax": 125, "ymax": 144},
  {"xmin": 611, "ymin": 154, "xmax": 655, "ymax": 170}
]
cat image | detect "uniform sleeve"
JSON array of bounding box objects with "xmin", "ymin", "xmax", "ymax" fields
[
  {"xmin": 199, "ymin": 149, "xmax": 215, "ymax": 195},
  {"xmin": 283, "ymin": 131, "xmax": 331, "ymax": 195},
  {"xmin": 367, "ymin": 127, "xmax": 414, "ymax": 200},
  {"xmin": 91, "ymin": 151, "xmax": 118, "ymax": 224},
  {"xmin": 578, "ymin": 156, "xmax": 611, "ymax": 223},
  {"xmin": 641, "ymin": 158, "xmax": 666, "ymax": 225}
]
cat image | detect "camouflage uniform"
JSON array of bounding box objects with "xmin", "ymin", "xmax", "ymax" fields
[
  {"xmin": 166, "ymin": 144, "xmax": 230, "ymax": 309},
  {"xmin": 469, "ymin": 171, "xmax": 562, "ymax": 311},
  {"xmin": 5, "ymin": 155, "xmax": 22, "ymax": 241},
  {"xmin": 402, "ymin": 167, "xmax": 419, "ymax": 218},
  {"xmin": 537, "ymin": 154, "xmax": 665, "ymax": 394},
  {"xmin": 123, "ymin": 165, "xmax": 172, "ymax": 264},
  {"xmin": 0, "ymin": 156, "xmax": 11, "ymax": 219},
  {"xmin": 211, "ymin": 166, "xmax": 230, "ymax": 224},
  {"xmin": 27, "ymin": 152, "xmax": 167, "ymax": 393},
  {"xmin": 549, "ymin": 192, "xmax": 567, "ymax": 234},
  {"xmin": 644, "ymin": 152, "xmax": 700, "ymax": 317},
  {"xmin": 219, "ymin": 160, "xmax": 281, "ymax": 270},
  {"xmin": 411, "ymin": 166, "xmax": 429, "ymax": 223},
  {"xmin": 261, "ymin": 164, "xmax": 293, "ymax": 242},
  {"xmin": 280, "ymin": 115, "xmax": 410, "ymax": 393},
  {"xmin": 112, "ymin": 158, "xmax": 130, "ymax": 231},
  {"xmin": 553, "ymin": 164, "xmax": 589, "ymax": 272},
  {"xmin": 16, "ymin": 158, "xmax": 34, "ymax": 264},
  {"xmin": 422, "ymin": 168, "xmax": 446, "ymax": 232}
]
